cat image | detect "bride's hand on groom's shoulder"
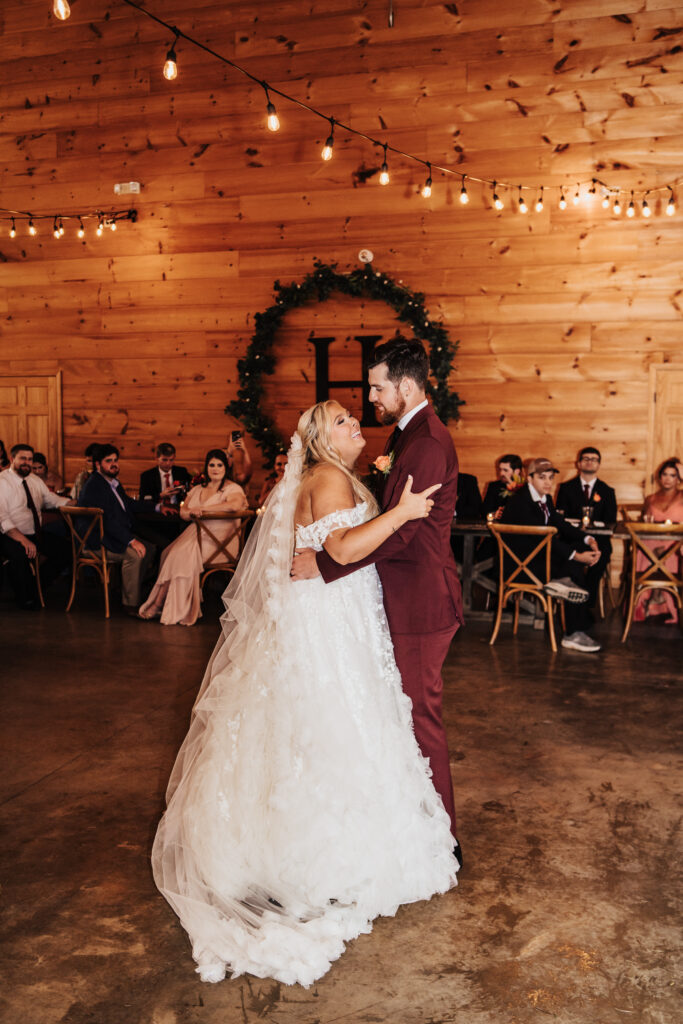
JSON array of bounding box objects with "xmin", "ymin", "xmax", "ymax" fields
[
  {"xmin": 290, "ymin": 547, "xmax": 320, "ymax": 581},
  {"xmin": 398, "ymin": 475, "xmax": 442, "ymax": 521}
]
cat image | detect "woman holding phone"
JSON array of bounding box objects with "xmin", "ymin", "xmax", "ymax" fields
[{"xmin": 225, "ymin": 430, "xmax": 253, "ymax": 485}]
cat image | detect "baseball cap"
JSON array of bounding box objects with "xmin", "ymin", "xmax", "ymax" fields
[{"xmin": 527, "ymin": 457, "xmax": 559, "ymax": 476}]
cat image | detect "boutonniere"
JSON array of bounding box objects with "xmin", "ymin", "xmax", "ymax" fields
[
  {"xmin": 593, "ymin": 492, "xmax": 601, "ymax": 502},
  {"xmin": 501, "ymin": 471, "xmax": 525, "ymax": 498},
  {"xmin": 372, "ymin": 453, "xmax": 395, "ymax": 476}
]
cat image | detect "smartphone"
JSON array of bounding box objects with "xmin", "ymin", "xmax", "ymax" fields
[{"xmin": 231, "ymin": 430, "xmax": 242, "ymax": 442}]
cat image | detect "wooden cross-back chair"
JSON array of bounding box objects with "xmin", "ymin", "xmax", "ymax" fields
[
  {"xmin": 488, "ymin": 523, "xmax": 565, "ymax": 652},
  {"xmin": 60, "ymin": 506, "xmax": 112, "ymax": 618},
  {"xmin": 190, "ymin": 509, "xmax": 256, "ymax": 590},
  {"xmin": 621, "ymin": 521, "xmax": 683, "ymax": 642}
]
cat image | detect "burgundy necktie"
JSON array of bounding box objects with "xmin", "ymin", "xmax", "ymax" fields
[
  {"xmin": 537, "ymin": 500, "xmax": 549, "ymax": 524},
  {"xmin": 583, "ymin": 483, "xmax": 590, "ymax": 501},
  {"xmin": 22, "ymin": 479, "xmax": 41, "ymax": 537},
  {"xmin": 384, "ymin": 425, "xmax": 402, "ymax": 456}
]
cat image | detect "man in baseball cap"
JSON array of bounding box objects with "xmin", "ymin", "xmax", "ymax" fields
[{"xmin": 500, "ymin": 457, "xmax": 602, "ymax": 652}]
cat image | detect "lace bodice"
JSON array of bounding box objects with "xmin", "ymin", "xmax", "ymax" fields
[{"xmin": 295, "ymin": 501, "xmax": 369, "ymax": 551}]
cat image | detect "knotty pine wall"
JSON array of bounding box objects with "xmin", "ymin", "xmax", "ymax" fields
[{"xmin": 1, "ymin": 0, "xmax": 682, "ymax": 501}]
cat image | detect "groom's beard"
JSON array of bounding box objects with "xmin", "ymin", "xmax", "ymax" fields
[{"xmin": 374, "ymin": 393, "xmax": 406, "ymax": 426}]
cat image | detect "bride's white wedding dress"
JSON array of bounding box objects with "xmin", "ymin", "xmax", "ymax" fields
[{"xmin": 152, "ymin": 444, "xmax": 458, "ymax": 988}]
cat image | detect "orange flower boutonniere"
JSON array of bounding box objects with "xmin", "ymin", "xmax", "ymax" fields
[{"xmin": 373, "ymin": 453, "xmax": 395, "ymax": 476}]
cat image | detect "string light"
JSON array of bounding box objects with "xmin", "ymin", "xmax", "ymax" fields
[
  {"xmin": 535, "ymin": 187, "xmax": 544, "ymax": 212},
  {"xmin": 52, "ymin": 1, "xmax": 683, "ymax": 220},
  {"xmin": 613, "ymin": 195, "xmax": 622, "ymax": 215},
  {"xmin": 263, "ymin": 85, "xmax": 280, "ymax": 132},
  {"xmin": 53, "ymin": 0, "xmax": 70, "ymax": 20},
  {"xmin": 421, "ymin": 164, "xmax": 432, "ymax": 198},
  {"xmin": 28, "ymin": 218, "xmax": 37, "ymax": 236},
  {"xmin": 109, "ymin": 219, "xmax": 117, "ymax": 231},
  {"xmin": 53, "ymin": 217, "xmax": 61, "ymax": 239},
  {"xmin": 627, "ymin": 192, "xmax": 635, "ymax": 218},
  {"xmin": 9, "ymin": 218, "xmax": 16, "ymax": 238},
  {"xmin": 666, "ymin": 189, "xmax": 676, "ymax": 216},
  {"xmin": 379, "ymin": 144, "xmax": 390, "ymax": 185},
  {"xmin": 517, "ymin": 186, "xmax": 527, "ymax": 214},
  {"xmin": 77, "ymin": 218, "xmax": 85, "ymax": 238},
  {"xmin": 321, "ymin": 118, "xmax": 334, "ymax": 161},
  {"xmin": 96, "ymin": 217, "xmax": 104, "ymax": 237},
  {"xmin": 459, "ymin": 176, "xmax": 469, "ymax": 205},
  {"xmin": 642, "ymin": 197, "xmax": 651, "ymax": 218},
  {"xmin": 163, "ymin": 33, "xmax": 179, "ymax": 81}
]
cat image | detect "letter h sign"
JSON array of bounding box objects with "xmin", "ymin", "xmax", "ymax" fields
[{"xmin": 309, "ymin": 335, "xmax": 380, "ymax": 427}]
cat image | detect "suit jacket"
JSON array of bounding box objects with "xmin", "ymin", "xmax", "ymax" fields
[
  {"xmin": 139, "ymin": 464, "xmax": 192, "ymax": 510},
  {"xmin": 556, "ymin": 476, "xmax": 617, "ymax": 524},
  {"xmin": 456, "ymin": 472, "xmax": 483, "ymax": 520},
  {"xmin": 316, "ymin": 404, "xmax": 463, "ymax": 635},
  {"xmin": 482, "ymin": 479, "xmax": 508, "ymax": 518},
  {"xmin": 80, "ymin": 472, "xmax": 138, "ymax": 554},
  {"xmin": 501, "ymin": 483, "xmax": 586, "ymax": 578}
]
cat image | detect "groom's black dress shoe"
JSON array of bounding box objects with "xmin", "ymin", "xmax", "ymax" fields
[{"xmin": 453, "ymin": 840, "xmax": 463, "ymax": 871}]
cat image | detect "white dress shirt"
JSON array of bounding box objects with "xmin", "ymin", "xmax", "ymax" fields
[
  {"xmin": 0, "ymin": 467, "xmax": 68, "ymax": 536},
  {"xmin": 397, "ymin": 398, "xmax": 428, "ymax": 432}
]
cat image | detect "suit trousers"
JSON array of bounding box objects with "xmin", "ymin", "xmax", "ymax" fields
[
  {"xmin": 0, "ymin": 531, "xmax": 71, "ymax": 607},
  {"xmin": 104, "ymin": 540, "xmax": 155, "ymax": 607},
  {"xmin": 392, "ymin": 624, "xmax": 459, "ymax": 839}
]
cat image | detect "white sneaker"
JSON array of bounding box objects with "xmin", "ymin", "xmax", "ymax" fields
[
  {"xmin": 544, "ymin": 577, "xmax": 589, "ymax": 603},
  {"xmin": 561, "ymin": 631, "xmax": 601, "ymax": 653}
]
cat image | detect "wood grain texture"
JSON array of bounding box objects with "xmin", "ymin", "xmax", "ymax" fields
[{"xmin": 0, "ymin": 0, "xmax": 681, "ymax": 501}]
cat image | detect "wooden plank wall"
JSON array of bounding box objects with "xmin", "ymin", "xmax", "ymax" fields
[{"xmin": 0, "ymin": 0, "xmax": 682, "ymax": 501}]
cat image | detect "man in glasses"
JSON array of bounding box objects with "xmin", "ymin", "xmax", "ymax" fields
[{"xmin": 556, "ymin": 447, "xmax": 617, "ymax": 616}]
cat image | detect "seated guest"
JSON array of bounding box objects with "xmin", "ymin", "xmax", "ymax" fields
[
  {"xmin": 140, "ymin": 449, "xmax": 247, "ymax": 626},
  {"xmin": 556, "ymin": 446, "xmax": 617, "ymax": 613},
  {"xmin": 258, "ymin": 452, "xmax": 288, "ymax": 506},
  {"xmin": 0, "ymin": 443, "xmax": 75, "ymax": 609},
  {"xmin": 71, "ymin": 442, "xmax": 100, "ymax": 501},
  {"xmin": 634, "ymin": 457, "xmax": 683, "ymax": 623},
  {"xmin": 139, "ymin": 442, "xmax": 192, "ymax": 515},
  {"xmin": 31, "ymin": 451, "xmax": 65, "ymax": 494},
  {"xmin": 225, "ymin": 431, "xmax": 253, "ymax": 485},
  {"xmin": 482, "ymin": 454, "xmax": 524, "ymax": 519},
  {"xmin": 501, "ymin": 457, "xmax": 602, "ymax": 653},
  {"xmin": 456, "ymin": 472, "xmax": 483, "ymax": 520},
  {"xmin": 80, "ymin": 444, "xmax": 155, "ymax": 615}
]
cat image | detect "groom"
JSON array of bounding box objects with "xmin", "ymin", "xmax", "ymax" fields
[{"xmin": 291, "ymin": 336, "xmax": 463, "ymax": 850}]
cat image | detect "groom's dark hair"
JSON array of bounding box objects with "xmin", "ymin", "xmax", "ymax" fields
[{"xmin": 369, "ymin": 335, "xmax": 429, "ymax": 390}]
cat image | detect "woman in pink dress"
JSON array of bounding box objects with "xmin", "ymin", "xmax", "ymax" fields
[
  {"xmin": 633, "ymin": 457, "xmax": 683, "ymax": 623},
  {"xmin": 140, "ymin": 449, "xmax": 247, "ymax": 625}
]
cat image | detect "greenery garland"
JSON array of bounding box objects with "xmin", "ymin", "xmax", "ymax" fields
[{"xmin": 226, "ymin": 259, "xmax": 463, "ymax": 466}]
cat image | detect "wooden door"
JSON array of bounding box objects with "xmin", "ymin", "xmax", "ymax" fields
[
  {"xmin": 0, "ymin": 372, "xmax": 63, "ymax": 477},
  {"xmin": 648, "ymin": 365, "xmax": 683, "ymax": 489}
]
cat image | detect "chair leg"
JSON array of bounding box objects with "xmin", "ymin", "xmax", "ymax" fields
[
  {"xmin": 489, "ymin": 589, "xmax": 506, "ymax": 646},
  {"xmin": 598, "ymin": 574, "xmax": 606, "ymax": 619},
  {"xmin": 512, "ymin": 594, "xmax": 520, "ymax": 635},
  {"xmin": 32, "ymin": 556, "xmax": 45, "ymax": 608},
  {"xmin": 621, "ymin": 580, "xmax": 637, "ymax": 643},
  {"xmin": 546, "ymin": 595, "xmax": 557, "ymax": 652},
  {"xmin": 103, "ymin": 564, "xmax": 110, "ymax": 619},
  {"xmin": 560, "ymin": 600, "xmax": 566, "ymax": 633},
  {"xmin": 65, "ymin": 562, "xmax": 78, "ymax": 612}
]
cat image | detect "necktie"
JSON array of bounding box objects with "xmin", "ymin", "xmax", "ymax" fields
[
  {"xmin": 22, "ymin": 479, "xmax": 41, "ymax": 537},
  {"xmin": 537, "ymin": 500, "xmax": 549, "ymax": 524},
  {"xmin": 583, "ymin": 483, "xmax": 590, "ymax": 501},
  {"xmin": 164, "ymin": 471, "xmax": 171, "ymax": 490},
  {"xmin": 385, "ymin": 425, "xmax": 402, "ymax": 454}
]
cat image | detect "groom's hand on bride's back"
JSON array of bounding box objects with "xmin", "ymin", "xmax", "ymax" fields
[{"xmin": 290, "ymin": 547, "xmax": 320, "ymax": 581}]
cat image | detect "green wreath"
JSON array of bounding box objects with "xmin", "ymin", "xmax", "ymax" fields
[{"xmin": 226, "ymin": 259, "xmax": 463, "ymax": 466}]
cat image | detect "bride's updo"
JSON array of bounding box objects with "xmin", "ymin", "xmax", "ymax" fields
[{"xmin": 297, "ymin": 400, "xmax": 378, "ymax": 512}]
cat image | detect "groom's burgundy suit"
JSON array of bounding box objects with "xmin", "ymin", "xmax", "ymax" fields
[{"xmin": 316, "ymin": 404, "xmax": 463, "ymax": 837}]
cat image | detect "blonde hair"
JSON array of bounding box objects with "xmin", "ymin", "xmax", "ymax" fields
[{"xmin": 297, "ymin": 400, "xmax": 378, "ymax": 514}]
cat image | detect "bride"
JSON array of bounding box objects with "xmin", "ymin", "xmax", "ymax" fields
[{"xmin": 152, "ymin": 399, "xmax": 459, "ymax": 987}]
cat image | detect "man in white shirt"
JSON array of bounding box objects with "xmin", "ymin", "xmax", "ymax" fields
[{"xmin": 0, "ymin": 443, "xmax": 75, "ymax": 609}]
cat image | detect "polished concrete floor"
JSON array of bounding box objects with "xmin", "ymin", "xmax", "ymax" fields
[{"xmin": 0, "ymin": 581, "xmax": 681, "ymax": 1024}]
